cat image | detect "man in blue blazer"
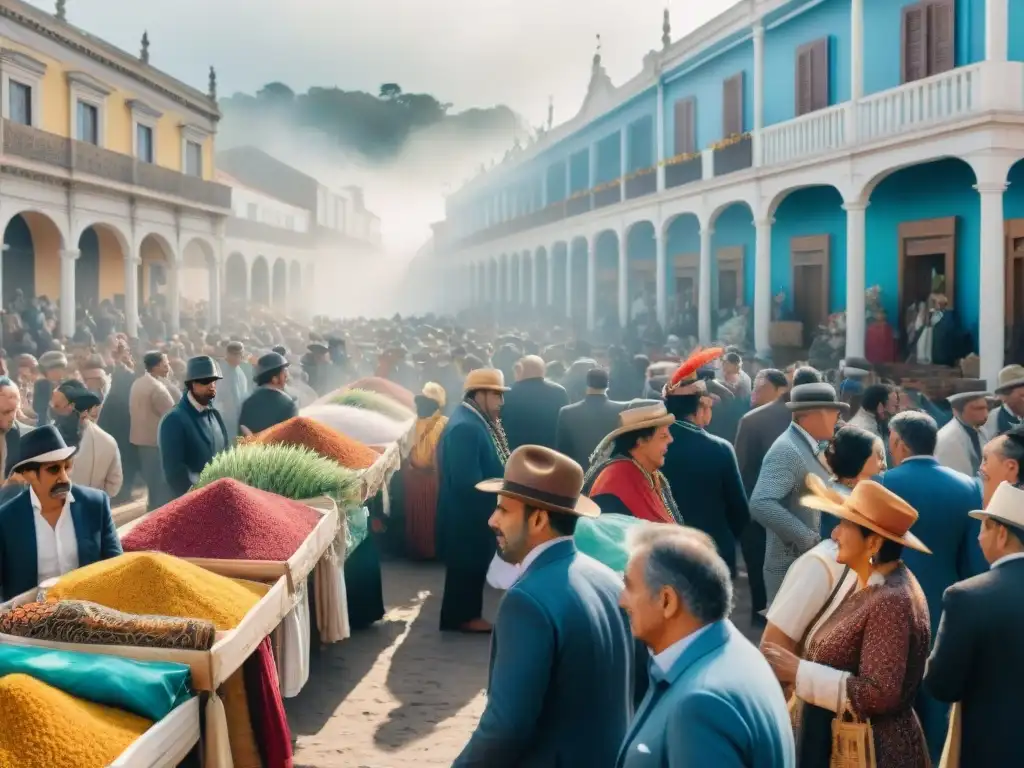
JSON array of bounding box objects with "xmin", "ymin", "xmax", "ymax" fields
[
  {"xmin": 877, "ymin": 410, "xmax": 987, "ymax": 762},
  {"xmin": 617, "ymin": 525, "xmax": 794, "ymax": 768},
  {"xmin": 453, "ymin": 445, "xmax": 636, "ymax": 767},
  {"xmin": 0, "ymin": 425, "xmax": 122, "ymax": 600}
]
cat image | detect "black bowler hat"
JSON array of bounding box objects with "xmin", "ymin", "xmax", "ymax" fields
[
  {"xmin": 184, "ymin": 355, "xmax": 223, "ymax": 383},
  {"xmin": 255, "ymin": 352, "xmax": 289, "ymax": 379},
  {"xmin": 786, "ymin": 383, "xmax": 850, "ymax": 414},
  {"xmin": 70, "ymin": 390, "xmax": 103, "ymax": 413},
  {"xmin": 12, "ymin": 425, "xmax": 77, "ymax": 472}
]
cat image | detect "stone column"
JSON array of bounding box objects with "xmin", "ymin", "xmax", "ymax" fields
[
  {"xmin": 60, "ymin": 249, "xmax": 78, "ymax": 337},
  {"xmin": 124, "ymin": 252, "xmax": 140, "ymax": 338},
  {"xmin": 619, "ymin": 128, "xmax": 628, "ymax": 199},
  {"xmin": 655, "ymin": 222, "xmax": 667, "ymax": 326},
  {"xmin": 843, "ymin": 202, "xmax": 868, "ymax": 359},
  {"xmin": 655, "ymin": 82, "xmax": 666, "ymax": 191},
  {"xmin": 209, "ymin": 256, "xmax": 222, "ymax": 328},
  {"xmin": 505, "ymin": 258, "xmax": 513, "ymax": 303},
  {"xmin": 520, "ymin": 252, "xmax": 529, "ymax": 304},
  {"xmin": 752, "ymin": 24, "xmax": 765, "ymax": 166},
  {"xmin": 531, "ymin": 253, "xmax": 539, "ymax": 307},
  {"xmin": 617, "ymin": 229, "xmax": 628, "ymax": 328},
  {"xmin": 698, "ymin": 227, "xmax": 713, "ymax": 344},
  {"xmin": 564, "ymin": 248, "xmax": 573, "ymax": 319},
  {"xmin": 167, "ymin": 259, "xmax": 181, "ymax": 334},
  {"xmin": 547, "ymin": 247, "xmax": 555, "ymax": 306},
  {"xmin": 754, "ymin": 217, "xmax": 773, "ymax": 353},
  {"xmin": 978, "ymin": 182, "xmax": 1007, "ymax": 389},
  {"xmin": 987, "ymin": 0, "xmax": 1008, "ymax": 62},
  {"xmin": 586, "ymin": 239, "xmax": 597, "ymax": 332}
]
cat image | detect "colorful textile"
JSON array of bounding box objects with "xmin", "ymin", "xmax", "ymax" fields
[
  {"xmin": 244, "ymin": 637, "xmax": 294, "ymax": 768},
  {"xmin": 0, "ymin": 643, "xmax": 192, "ymax": 721},
  {"xmin": 0, "ymin": 599, "xmax": 216, "ymax": 651},
  {"xmin": 409, "ymin": 413, "xmax": 446, "ymax": 470},
  {"xmin": 587, "ymin": 458, "xmax": 681, "ymax": 524},
  {"xmin": 403, "ymin": 466, "xmax": 439, "ymax": 560}
]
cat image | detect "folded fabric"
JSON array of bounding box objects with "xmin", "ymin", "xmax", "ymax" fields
[
  {"xmin": 345, "ymin": 505, "xmax": 370, "ymax": 557},
  {"xmin": 244, "ymin": 637, "xmax": 294, "ymax": 768},
  {"xmin": 0, "ymin": 643, "xmax": 192, "ymax": 721},
  {"xmin": 574, "ymin": 513, "xmax": 645, "ymax": 574},
  {"xmin": 0, "ymin": 600, "xmax": 216, "ymax": 650}
]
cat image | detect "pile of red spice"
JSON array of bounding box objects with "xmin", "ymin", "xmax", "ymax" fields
[
  {"xmin": 345, "ymin": 377, "xmax": 415, "ymax": 409},
  {"xmin": 122, "ymin": 478, "xmax": 322, "ymax": 561},
  {"xmin": 247, "ymin": 416, "xmax": 378, "ymax": 469}
]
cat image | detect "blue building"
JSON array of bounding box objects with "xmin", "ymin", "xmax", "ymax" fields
[{"xmin": 433, "ymin": 0, "xmax": 1023, "ymax": 389}]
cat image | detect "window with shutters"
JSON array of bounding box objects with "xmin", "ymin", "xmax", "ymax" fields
[
  {"xmin": 673, "ymin": 97, "xmax": 696, "ymax": 156},
  {"xmin": 796, "ymin": 38, "xmax": 830, "ymax": 116},
  {"xmin": 901, "ymin": 0, "xmax": 955, "ymax": 84},
  {"xmin": 722, "ymin": 73, "xmax": 744, "ymax": 137}
]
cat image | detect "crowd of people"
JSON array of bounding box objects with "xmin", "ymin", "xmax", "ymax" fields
[{"xmin": 0, "ymin": 291, "xmax": 1021, "ymax": 767}]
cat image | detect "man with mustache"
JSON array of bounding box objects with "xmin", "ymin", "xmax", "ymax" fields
[{"xmin": 0, "ymin": 425, "xmax": 122, "ymax": 600}]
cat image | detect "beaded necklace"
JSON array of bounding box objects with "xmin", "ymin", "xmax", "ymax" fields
[{"xmin": 461, "ymin": 400, "xmax": 511, "ymax": 465}]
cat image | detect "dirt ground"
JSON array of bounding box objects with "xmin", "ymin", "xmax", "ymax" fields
[{"xmin": 286, "ymin": 556, "xmax": 761, "ymax": 768}]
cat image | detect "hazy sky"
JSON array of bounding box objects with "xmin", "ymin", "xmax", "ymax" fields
[{"xmin": 31, "ymin": 0, "xmax": 734, "ymax": 125}]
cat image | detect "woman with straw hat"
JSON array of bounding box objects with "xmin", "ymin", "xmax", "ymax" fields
[
  {"xmin": 581, "ymin": 400, "xmax": 681, "ymax": 524},
  {"xmin": 763, "ymin": 475, "xmax": 932, "ymax": 767}
]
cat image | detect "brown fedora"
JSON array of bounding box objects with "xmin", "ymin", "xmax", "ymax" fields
[
  {"xmin": 800, "ymin": 474, "xmax": 931, "ymax": 553},
  {"xmin": 477, "ymin": 445, "xmax": 600, "ymax": 517}
]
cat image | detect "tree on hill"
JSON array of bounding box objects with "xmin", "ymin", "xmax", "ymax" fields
[{"xmin": 219, "ymin": 82, "xmax": 525, "ymax": 163}]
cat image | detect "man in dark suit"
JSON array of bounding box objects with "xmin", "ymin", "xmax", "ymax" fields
[
  {"xmin": 158, "ymin": 356, "xmax": 230, "ymax": 501},
  {"xmin": 501, "ymin": 355, "xmax": 569, "ymax": 451},
  {"xmin": 924, "ymin": 480, "xmax": 1024, "ymax": 768},
  {"xmin": 436, "ymin": 369, "xmax": 509, "ymax": 634},
  {"xmin": 454, "ymin": 445, "xmax": 635, "ymax": 767},
  {"xmin": 0, "ymin": 376, "xmax": 27, "ymax": 480},
  {"xmin": 0, "ymin": 425, "xmax": 122, "ymax": 600},
  {"xmin": 734, "ymin": 367, "xmax": 818, "ymax": 618},
  {"xmin": 556, "ymin": 367, "xmax": 625, "ymax": 471},
  {"xmin": 662, "ymin": 354, "xmax": 749, "ymax": 577},
  {"xmin": 877, "ymin": 410, "xmax": 988, "ymax": 762},
  {"xmin": 238, "ymin": 352, "xmax": 300, "ymax": 436}
]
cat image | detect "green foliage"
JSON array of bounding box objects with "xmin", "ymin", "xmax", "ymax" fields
[
  {"xmin": 197, "ymin": 443, "xmax": 362, "ymax": 510},
  {"xmin": 219, "ymin": 82, "xmax": 523, "ymax": 162},
  {"xmin": 329, "ymin": 388, "xmax": 414, "ymax": 421}
]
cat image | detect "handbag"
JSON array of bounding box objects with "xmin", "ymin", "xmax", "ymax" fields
[
  {"xmin": 830, "ymin": 704, "xmax": 877, "ymax": 768},
  {"xmin": 938, "ymin": 702, "xmax": 962, "ymax": 768}
]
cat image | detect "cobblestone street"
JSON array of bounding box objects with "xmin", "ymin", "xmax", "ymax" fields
[{"xmin": 287, "ymin": 555, "xmax": 760, "ymax": 767}]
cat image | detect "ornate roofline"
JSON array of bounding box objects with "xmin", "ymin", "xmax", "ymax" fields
[{"xmin": 0, "ymin": 0, "xmax": 220, "ymax": 123}]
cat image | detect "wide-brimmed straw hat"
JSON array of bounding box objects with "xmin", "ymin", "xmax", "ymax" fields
[
  {"xmin": 463, "ymin": 368, "xmax": 510, "ymax": 393},
  {"xmin": 601, "ymin": 400, "xmax": 676, "ymax": 444},
  {"xmin": 800, "ymin": 475, "xmax": 931, "ymax": 553},
  {"xmin": 969, "ymin": 481, "xmax": 1024, "ymax": 532},
  {"xmin": 477, "ymin": 445, "xmax": 599, "ymax": 517},
  {"xmin": 787, "ymin": 382, "xmax": 850, "ymax": 414},
  {"xmin": 994, "ymin": 365, "xmax": 1024, "ymax": 395}
]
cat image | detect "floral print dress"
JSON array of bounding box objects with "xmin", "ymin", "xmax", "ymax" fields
[{"xmin": 800, "ymin": 563, "xmax": 932, "ymax": 768}]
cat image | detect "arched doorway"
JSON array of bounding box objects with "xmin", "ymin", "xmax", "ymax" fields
[
  {"xmin": 225, "ymin": 253, "xmax": 247, "ymax": 301},
  {"xmin": 2, "ymin": 212, "xmax": 64, "ymax": 305},
  {"xmin": 252, "ymin": 257, "xmax": 270, "ymax": 305},
  {"xmin": 272, "ymin": 258, "xmax": 287, "ymax": 307}
]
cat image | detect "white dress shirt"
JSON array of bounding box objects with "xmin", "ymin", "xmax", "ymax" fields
[
  {"xmin": 652, "ymin": 623, "xmax": 713, "ymax": 674},
  {"xmin": 766, "ymin": 540, "xmax": 855, "ymax": 643},
  {"xmin": 519, "ymin": 536, "xmax": 573, "ymax": 575},
  {"xmin": 31, "ymin": 486, "xmax": 78, "ymax": 584},
  {"xmin": 991, "ymin": 551, "xmax": 1024, "ymax": 569}
]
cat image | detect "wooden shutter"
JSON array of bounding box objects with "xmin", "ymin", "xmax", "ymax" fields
[
  {"xmin": 927, "ymin": 0, "xmax": 955, "ymax": 76},
  {"xmin": 723, "ymin": 72, "xmax": 744, "ymax": 136},
  {"xmin": 796, "ymin": 45, "xmax": 813, "ymax": 116},
  {"xmin": 901, "ymin": 3, "xmax": 928, "ymax": 83},
  {"xmin": 673, "ymin": 98, "xmax": 696, "ymax": 155},
  {"xmin": 811, "ymin": 38, "xmax": 829, "ymax": 111}
]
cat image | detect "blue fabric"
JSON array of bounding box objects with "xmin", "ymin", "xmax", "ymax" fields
[
  {"xmin": 454, "ymin": 540, "xmax": 637, "ymax": 767},
  {"xmin": 875, "ymin": 457, "xmax": 987, "ymax": 762},
  {"xmin": 574, "ymin": 513, "xmax": 642, "ymax": 573},
  {"xmin": 0, "ymin": 485, "xmax": 122, "ymax": 601},
  {"xmin": 158, "ymin": 395, "xmax": 229, "ymax": 500},
  {"xmin": 617, "ymin": 621, "xmax": 795, "ymax": 768},
  {"xmin": 435, "ymin": 405, "xmax": 503, "ymax": 571},
  {"xmin": 0, "ymin": 644, "xmax": 192, "ymax": 721}
]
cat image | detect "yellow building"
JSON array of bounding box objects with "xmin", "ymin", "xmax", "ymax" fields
[{"xmin": 0, "ymin": 0, "xmax": 231, "ymax": 334}]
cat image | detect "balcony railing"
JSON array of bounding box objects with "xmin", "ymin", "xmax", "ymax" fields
[
  {"xmin": 1, "ymin": 120, "xmax": 231, "ymax": 209},
  {"xmin": 450, "ymin": 61, "xmax": 1020, "ymax": 250},
  {"xmin": 625, "ymin": 169, "xmax": 657, "ymax": 199}
]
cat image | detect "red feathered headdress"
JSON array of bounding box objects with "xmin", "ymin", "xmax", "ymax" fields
[{"xmin": 664, "ymin": 347, "xmax": 725, "ymax": 396}]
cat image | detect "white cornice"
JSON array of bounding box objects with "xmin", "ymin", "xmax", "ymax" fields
[
  {"xmin": 128, "ymin": 98, "xmax": 162, "ymax": 119},
  {"xmin": 450, "ymin": 0, "xmax": 808, "ymax": 206},
  {"xmin": 0, "ymin": 48, "xmax": 46, "ymax": 76},
  {"xmin": 67, "ymin": 70, "xmax": 112, "ymax": 97},
  {"xmin": 181, "ymin": 123, "xmax": 211, "ymax": 142}
]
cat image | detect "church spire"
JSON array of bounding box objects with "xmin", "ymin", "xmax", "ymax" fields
[
  {"xmin": 593, "ymin": 34, "xmax": 602, "ymax": 71},
  {"xmin": 662, "ymin": 8, "xmax": 672, "ymax": 49}
]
